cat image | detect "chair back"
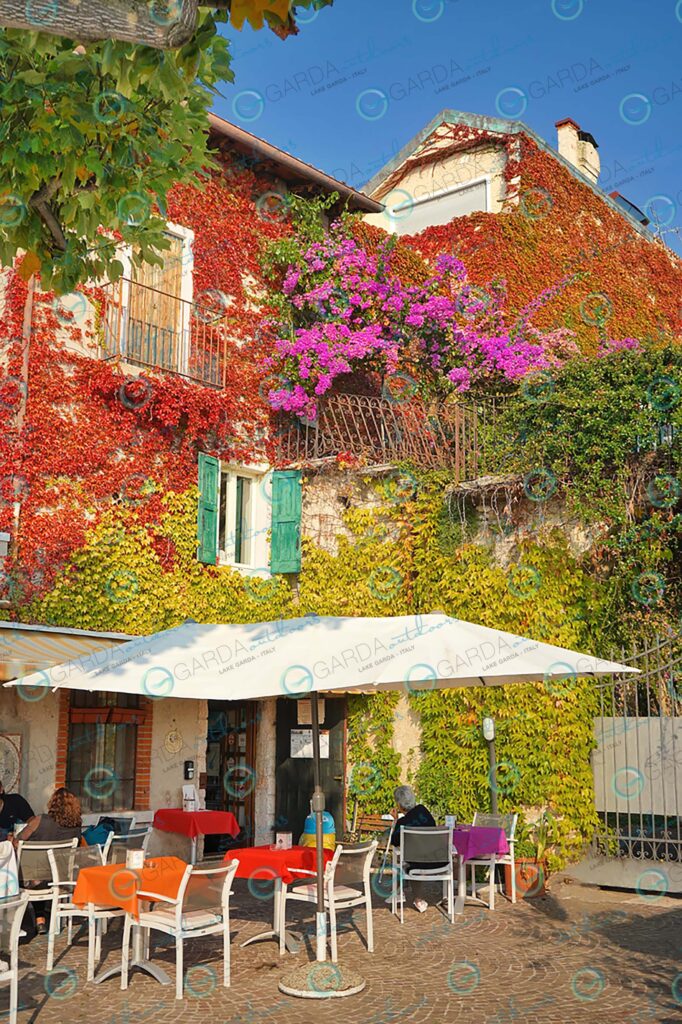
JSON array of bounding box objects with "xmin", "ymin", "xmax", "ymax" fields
[
  {"xmin": 17, "ymin": 838, "xmax": 79, "ymax": 885},
  {"xmin": 328, "ymin": 841, "xmax": 377, "ymax": 888},
  {"xmin": 0, "ymin": 841, "xmax": 19, "ymax": 898},
  {"xmin": 105, "ymin": 827, "xmax": 151, "ymax": 864},
  {"xmin": 400, "ymin": 826, "xmax": 453, "ymax": 867},
  {"xmin": 177, "ymin": 861, "xmax": 238, "ymax": 918},
  {"xmin": 98, "ymin": 816, "xmax": 136, "ymax": 835},
  {"xmin": 48, "ymin": 842, "xmax": 104, "ymax": 887},
  {"xmin": 472, "ymin": 812, "xmax": 518, "ymax": 841},
  {"xmin": 0, "ymin": 894, "xmax": 29, "ymax": 968}
]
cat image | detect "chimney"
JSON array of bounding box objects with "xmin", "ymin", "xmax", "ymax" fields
[{"xmin": 555, "ymin": 118, "xmax": 600, "ymax": 184}]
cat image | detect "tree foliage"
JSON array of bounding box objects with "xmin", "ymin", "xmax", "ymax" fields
[{"xmin": 0, "ymin": 1, "xmax": 332, "ymax": 293}]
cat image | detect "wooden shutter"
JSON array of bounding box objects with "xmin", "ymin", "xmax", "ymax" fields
[
  {"xmin": 270, "ymin": 470, "xmax": 302, "ymax": 574},
  {"xmin": 197, "ymin": 453, "xmax": 219, "ymax": 565}
]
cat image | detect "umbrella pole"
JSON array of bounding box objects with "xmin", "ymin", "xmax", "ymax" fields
[{"xmin": 310, "ymin": 695, "xmax": 327, "ymax": 963}]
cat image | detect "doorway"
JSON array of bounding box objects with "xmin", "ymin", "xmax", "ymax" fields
[
  {"xmin": 204, "ymin": 700, "xmax": 257, "ymax": 853},
  {"xmin": 275, "ymin": 697, "xmax": 346, "ymax": 841}
]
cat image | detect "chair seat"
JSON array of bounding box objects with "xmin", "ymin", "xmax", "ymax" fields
[
  {"xmin": 139, "ymin": 907, "xmax": 223, "ymax": 931},
  {"xmin": 291, "ymin": 883, "xmax": 363, "ymax": 901}
]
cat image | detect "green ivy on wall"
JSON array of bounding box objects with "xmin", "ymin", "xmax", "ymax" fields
[{"xmin": 28, "ymin": 473, "xmax": 609, "ymax": 867}]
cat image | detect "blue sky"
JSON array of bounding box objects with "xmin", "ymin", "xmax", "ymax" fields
[{"xmin": 213, "ymin": 0, "xmax": 682, "ymax": 254}]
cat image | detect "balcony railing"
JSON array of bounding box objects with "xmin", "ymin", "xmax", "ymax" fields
[
  {"xmin": 274, "ymin": 392, "xmax": 512, "ymax": 478},
  {"xmin": 101, "ymin": 279, "xmax": 230, "ymax": 388}
]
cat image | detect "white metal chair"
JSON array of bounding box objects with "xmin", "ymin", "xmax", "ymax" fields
[
  {"xmin": 121, "ymin": 859, "xmax": 238, "ymax": 1000},
  {"xmin": 0, "ymin": 894, "xmax": 29, "ymax": 1024},
  {"xmin": 393, "ymin": 826, "xmax": 455, "ymax": 924},
  {"xmin": 279, "ymin": 840, "xmax": 377, "ymax": 962},
  {"xmin": 103, "ymin": 827, "xmax": 151, "ymax": 865},
  {"xmin": 16, "ymin": 837, "xmax": 79, "ymax": 960},
  {"xmin": 0, "ymin": 842, "xmax": 19, "ymax": 899},
  {"xmin": 46, "ymin": 843, "xmax": 125, "ymax": 979},
  {"xmin": 468, "ymin": 812, "xmax": 519, "ymax": 909}
]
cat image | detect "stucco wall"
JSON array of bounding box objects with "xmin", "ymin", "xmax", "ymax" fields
[
  {"xmin": 149, "ymin": 695, "xmax": 207, "ymax": 812},
  {"xmin": 364, "ymin": 143, "xmax": 509, "ymax": 236},
  {"xmin": 0, "ymin": 688, "xmax": 59, "ymax": 813},
  {"xmin": 253, "ymin": 697, "xmax": 277, "ymax": 845}
]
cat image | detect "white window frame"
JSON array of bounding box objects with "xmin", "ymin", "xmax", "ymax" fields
[
  {"xmin": 387, "ymin": 175, "xmax": 491, "ymax": 231},
  {"xmin": 116, "ymin": 221, "xmax": 194, "ymax": 374},
  {"xmin": 217, "ymin": 461, "xmax": 272, "ymax": 577}
]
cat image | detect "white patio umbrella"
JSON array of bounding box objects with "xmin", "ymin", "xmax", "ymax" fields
[{"xmin": 6, "ymin": 613, "xmax": 636, "ymax": 993}]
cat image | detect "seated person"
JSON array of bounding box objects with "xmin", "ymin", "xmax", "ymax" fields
[
  {"xmin": 0, "ymin": 779, "xmax": 34, "ymax": 838},
  {"xmin": 390, "ymin": 784, "xmax": 443, "ymax": 914},
  {"xmin": 14, "ymin": 787, "xmax": 82, "ymax": 935}
]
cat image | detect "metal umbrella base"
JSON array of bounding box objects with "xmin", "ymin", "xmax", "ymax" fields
[{"xmin": 278, "ymin": 962, "xmax": 366, "ymax": 999}]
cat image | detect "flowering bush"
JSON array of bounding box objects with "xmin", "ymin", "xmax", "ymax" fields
[{"xmin": 265, "ymin": 224, "xmax": 639, "ymax": 418}]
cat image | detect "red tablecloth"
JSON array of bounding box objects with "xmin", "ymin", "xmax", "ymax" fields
[
  {"xmin": 225, "ymin": 844, "xmax": 334, "ymax": 885},
  {"xmin": 153, "ymin": 809, "xmax": 240, "ymax": 840},
  {"xmin": 453, "ymin": 826, "xmax": 509, "ymax": 861}
]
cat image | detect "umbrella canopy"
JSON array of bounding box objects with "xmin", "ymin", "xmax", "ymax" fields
[
  {"xmin": 5, "ymin": 614, "xmax": 637, "ymax": 700},
  {"xmin": 7, "ymin": 612, "xmax": 636, "ymax": 967}
]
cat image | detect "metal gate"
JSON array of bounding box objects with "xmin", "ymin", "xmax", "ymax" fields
[{"xmin": 585, "ymin": 633, "xmax": 682, "ymax": 892}]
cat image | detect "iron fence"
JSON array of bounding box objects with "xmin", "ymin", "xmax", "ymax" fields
[{"xmin": 274, "ymin": 392, "xmax": 513, "ymax": 479}]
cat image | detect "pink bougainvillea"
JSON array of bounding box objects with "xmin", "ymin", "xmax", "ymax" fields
[{"xmin": 264, "ymin": 224, "xmax": 642, "ymax": 417}]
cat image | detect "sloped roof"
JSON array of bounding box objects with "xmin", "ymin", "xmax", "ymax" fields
[
  {"xmin": 363, "ymin": 108, "xmax": 651, "ymax": 239},
  {"xmin": 208, "ymin": 113, "xmax": 383, "ymax": 214}
]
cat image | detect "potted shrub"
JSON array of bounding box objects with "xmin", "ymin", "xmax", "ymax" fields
[{"xmin": 505, "ymin": 811, "xmax": 558, "ymax": 899}]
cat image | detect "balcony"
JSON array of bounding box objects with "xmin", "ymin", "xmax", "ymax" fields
[
  {"xmin": 274, "ymin": 392, "xmax": 511, "ymax": 479},
  {"xmin": 101, "ymin": 279, "xmax": 230, "ymax": 388}
]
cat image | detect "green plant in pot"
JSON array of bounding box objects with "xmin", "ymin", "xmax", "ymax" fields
[{"xmin": 509, "ymin": 810, "xmax": 559, "ymax": 899}]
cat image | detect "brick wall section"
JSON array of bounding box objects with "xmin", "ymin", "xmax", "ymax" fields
[
  {"xmin": 134, "ymin": 696, "xmax": 153, "ymax": 810},
  {"xmin": 54, "ymin": 690, "xmax": 70, "ymax": 789},
  {"xmin": 55, "ymin": 692, "xmax": 153, "ymax": 811}
]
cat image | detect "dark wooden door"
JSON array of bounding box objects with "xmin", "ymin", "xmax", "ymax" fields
[{"xmin": 275, "ymin": 697, "xmax": 346, "ymax": 841}]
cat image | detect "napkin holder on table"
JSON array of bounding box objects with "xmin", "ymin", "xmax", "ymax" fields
[
  {"xmin": 126, "ymin": 849, "xmax": 145, "ymax": 870},
  {"xmin": 275, "ymin": 832, "xmax": 293, "ymax": 850}
]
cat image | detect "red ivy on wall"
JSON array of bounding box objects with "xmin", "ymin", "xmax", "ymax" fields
[
  {"xmin": 399, "ymin": 127, "xmax": 682, "ymax": 348},
  {"xmin": 0, "ymin": 157, "xmax": 291, "ymax": 604}
]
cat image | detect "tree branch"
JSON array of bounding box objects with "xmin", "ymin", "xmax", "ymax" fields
[
  {"xmin": 29, "ymin": 176, "xmax": 67, "ymax": 252},
  {"xmin": 0, "ymin": 0, "xmax": 199, "ymax": 49}
]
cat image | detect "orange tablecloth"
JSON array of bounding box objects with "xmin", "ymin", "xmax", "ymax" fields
[
  {"xmin": 72, "ymin": 856, "xmax": 188, "ymax": 917},
  {"xmin": 225, "ymin": 845, "xmax": 334, "ymax": 885}
]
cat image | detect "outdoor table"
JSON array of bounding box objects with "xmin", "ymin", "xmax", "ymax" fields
[
  {"xmin": 72, "ymin": 855, "xmax": 187, "ymax": 985},
  {"xmin": 452, "ymin": 825, "xmax": 509, "ymax": 915},
  {"xmin": 225, "ymin": 844, "xmax": 334, "ymax": 953},
  {"xmin": 153, "ymin": 808, "xmax": 240, "ymax": 864}
]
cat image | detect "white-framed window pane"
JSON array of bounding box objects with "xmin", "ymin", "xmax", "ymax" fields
[
  {"xmin": 235, "ymin": 476, "xmax": 253, "ymax": 565},
  {"xmin": 219, "ymin": 470, "xmax": 229, "ymax": 557}
]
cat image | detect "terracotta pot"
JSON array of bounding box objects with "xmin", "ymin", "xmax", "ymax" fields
[{"xmin": 504, "ymin": 858, "xmax": 547, "ymax": 898}]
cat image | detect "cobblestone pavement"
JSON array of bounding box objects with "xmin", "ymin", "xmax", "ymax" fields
[{"xmin": 4, "ymin": 874, "xmax": 682, "ymax": 1024}]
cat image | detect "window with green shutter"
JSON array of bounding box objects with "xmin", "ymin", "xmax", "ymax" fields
[
  {"xmin": 197, "ymin": 452, "xmax": 219, "ymax": 564},
  {"xmin": 270, "ymin": 470, "xmax": 302, "ymax": 574}
]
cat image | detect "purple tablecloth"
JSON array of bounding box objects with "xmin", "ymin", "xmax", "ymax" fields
[{"xmin": 452, "ymin": 826, "xmax": 508, "ymax": 861}]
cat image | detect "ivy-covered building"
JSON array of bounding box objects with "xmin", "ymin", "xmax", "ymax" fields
[{"xmin": 1, "ymin": 107, "xmax": 680, "ymax": 864}]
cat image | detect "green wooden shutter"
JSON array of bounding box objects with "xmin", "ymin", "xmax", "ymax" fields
[
  {"xmin": 197, "ymin": 453, "xmax": 219, "ymax": 565},
  {"xmin": 270, "ymin": 470, "xmax": 302, "ymax": 574}
]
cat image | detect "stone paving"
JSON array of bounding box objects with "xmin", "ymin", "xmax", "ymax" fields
[{"xmin": 4, "ymin": 873, "xmax": 682, "ymax": 1024}]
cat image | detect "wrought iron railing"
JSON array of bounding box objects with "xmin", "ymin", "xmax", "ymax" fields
[
  {"xmin": 274, "ymin": 392, "xmax": 513, "ymax": 478},
  {"xmin": 101, "ymin": 279, "xmax": 230, "ymax": 388}
]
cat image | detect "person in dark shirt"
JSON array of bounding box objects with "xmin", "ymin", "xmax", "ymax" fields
[
  {"xmin": 391, "ymin": 784, "xmax": 443, "ymax": 913},
  {"xmin": 0, "ymin": 780, "xmax": 34, "ymax": 837}
]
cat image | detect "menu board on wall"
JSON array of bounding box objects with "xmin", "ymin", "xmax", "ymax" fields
[
  {"xmin": 0, "ymin": 734, "xmax": 22, "ymax": 792},
  {"xmin": 290, "ymin": 728, "xmax": 329, "ymax": 759}
]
